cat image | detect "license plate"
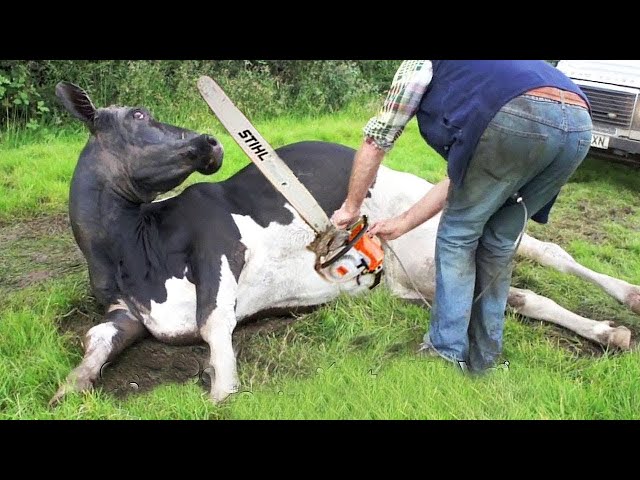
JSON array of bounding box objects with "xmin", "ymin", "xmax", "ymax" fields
[{"xmin": 591, "ymin": 134, "xmax": 610, "ymax": 149}]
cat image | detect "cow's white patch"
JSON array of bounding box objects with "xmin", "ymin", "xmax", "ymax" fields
[
  {"xmin": 368, "ymin": 167, "xmax": 439, "ymax": 299},
  {"xmin": 368, "ymin": 166, "xmax": 436, "ymax": 219},
  {"xmin": 83, "ymin": 322, "xmax": 119, "ymax": 372},
  {"xmin": 231, "ymin": 205, "xmax": 373, "ymax": 319},
  {"xmin": 201, "ymin": 255, "xmax": 240, "ymax": 402},
  {"xmin": 145, "ymin": 269, "xmax": 198, "ymax": 341},
  {"xmin": 87, "ymin": 322, "xmax": 118, "ymax": 348},
  {"xmin": 591, "ymin": 322, "xmax": 611, "ymax": 336},
  {"xmin": 213, "ymin": 254, "xmax": 239, "ymax": 315}
]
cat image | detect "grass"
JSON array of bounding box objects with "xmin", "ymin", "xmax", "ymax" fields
[{"xmin": 1, "ymin": 104, "xmax": 639, "ymax": 419}]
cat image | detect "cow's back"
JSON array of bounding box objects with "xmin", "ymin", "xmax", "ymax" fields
[{"xmin": 221, "ymin": 141, "xmax": 356, "ymax": 220}]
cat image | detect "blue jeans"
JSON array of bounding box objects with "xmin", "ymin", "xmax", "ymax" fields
[{"xmin": 425, "ymin": 94, "xmax": 593, "ymax": 372}]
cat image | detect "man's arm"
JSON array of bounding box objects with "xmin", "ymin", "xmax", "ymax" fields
[
  {"xmin": 398, "ymin": 177, "xmax": 450, "ymax": 232},
  {"xmin": 331, "ymin": 139, "xmax": 386, "ymax": 228},
  {"xmin": 331, "ymin": 60, "xmax": 433, "ymax": 229},
  {"xmin": 368, "ymin": 177, "xmax": 450, "ymax": 241}
]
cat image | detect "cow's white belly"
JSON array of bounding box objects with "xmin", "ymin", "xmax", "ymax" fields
[
  {"xmin": 143, "ymin": 273, "xmax": 199, "ymax": 342},
  {"xmin": 360, "ymin": 166, "xmax": 440, "ymax": 298}
]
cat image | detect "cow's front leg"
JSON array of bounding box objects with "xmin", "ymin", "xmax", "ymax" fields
[
  {"xmin": 196, "ymin": 255, "xmax": 240, "ymax": 404},
  {"xmin": 50, "ymin": 307, "xmax": 147, "ymax": 406},
  {"xmin": 200, "ymin": 311, "xmax": 239, "ymax": 404}
]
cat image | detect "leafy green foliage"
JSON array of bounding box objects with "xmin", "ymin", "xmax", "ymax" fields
[
  {"xmin": 0, "ymin": 62, "xmax": 51, "ymax": 131},
  {"xmin": 0, "ymin": 60, "xmax": 399, "ymax": 132}
]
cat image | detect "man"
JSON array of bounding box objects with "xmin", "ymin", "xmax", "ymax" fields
[{"xmin": 331, "ymin": 60, "xmax": 593, "ymax": 373}]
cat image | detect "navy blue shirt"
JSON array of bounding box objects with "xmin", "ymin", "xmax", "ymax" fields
[{"xmin": 415, "ymin": 60, "xmax": 590, "ymax": 223}]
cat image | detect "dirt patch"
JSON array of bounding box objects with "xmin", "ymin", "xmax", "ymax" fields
[
  {"xmin": 0, "ymin": 212, "xmax": 85, "ymax": 293},
  {"xmin": 527, "ymin": 197, "xmax": 638, "ymax": 246},
  {"xmin": 0, "ymin": 212, "xmax": 71, "ymax": 239},
  {"xmin": 55, "ymin": 302, "xmax": 619, "ymax": 403},
  {"xmin": 57, "ymin": 300, "xmax": 299, "ymax": 399},
  {"xmin": 54, "ymin": 280, "xmax": 635, "ymax": 401}
]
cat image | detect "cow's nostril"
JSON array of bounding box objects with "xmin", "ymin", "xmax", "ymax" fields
[{"xmin": 206, "ymin": 136, "xmax": 218, "ymax": 147}]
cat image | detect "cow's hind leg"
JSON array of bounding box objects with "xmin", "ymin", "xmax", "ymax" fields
[
  {"xmin": 196, "ymin": 255, "xmax": 240, "ymax": 404},
  {"xmin": 518, "ymin": 234, "xmax": 640, "ymax": 315},
  {"xmin": 50, "ymin": 308, "xmax": 147, "ymax": 406},
  {"xmin": 507, "ymin": 287, "xmax": 631, "ymax": 350}
]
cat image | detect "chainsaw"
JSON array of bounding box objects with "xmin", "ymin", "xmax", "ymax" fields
[{"xmin": 197, "ymin": 76, "xmax": 384, "ymax": 287}]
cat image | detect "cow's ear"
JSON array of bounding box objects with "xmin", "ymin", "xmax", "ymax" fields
[{"xmin": 55, "ymin": 82, "xmax": 97, "ymax": 129}]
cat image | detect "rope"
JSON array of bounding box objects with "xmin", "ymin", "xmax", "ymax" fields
[{"xmin": 381, "ymin": 239, "xmax": 432, "ymax": 310}]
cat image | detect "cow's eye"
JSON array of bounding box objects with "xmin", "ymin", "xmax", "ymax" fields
[{"xmin": 133, "ymin": 110, "xmax": 145, "ymax": 120}]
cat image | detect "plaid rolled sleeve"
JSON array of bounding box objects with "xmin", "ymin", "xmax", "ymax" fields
[{"xmin": 363, "ymin": 60, "xmax": 433, "ymax": 152}]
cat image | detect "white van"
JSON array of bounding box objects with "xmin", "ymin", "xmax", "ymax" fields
[{"xmin": 556, "ymin": 60, "xmax": 640, "ymax": 161}]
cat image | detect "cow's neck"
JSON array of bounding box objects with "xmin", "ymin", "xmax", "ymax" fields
[
  {"xmin": 69, "ymin": 143, "xmax": 160, "ymax": 304},
  {"xmin": 70, "ymin": 170, "xmax": 141, "ymax": 244}
]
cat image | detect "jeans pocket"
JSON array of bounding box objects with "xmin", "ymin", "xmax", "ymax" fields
[
  {"xmin": 577, "ymin": 137, "xmax": 591, "ymax": 159},
  {"xmin": 472, "ymin": 117, "xmax": 550, "ymax": 182},
  {"xmin": 486, "ymin": 111, "xmax": 550, "ymax": 140}
]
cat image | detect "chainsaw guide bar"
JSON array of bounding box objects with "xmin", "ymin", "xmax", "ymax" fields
[
  {"xmin": 197, "ymin": 76, "xmax": 333, "ymax": 235},
  {"xmin": 197, "ymin": 75, "xmax": 384, "ymax": 284}
]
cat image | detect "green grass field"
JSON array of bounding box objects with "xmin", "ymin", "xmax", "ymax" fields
[{"xmin": 1, "ymin": 106, "xmax": 639, "ymax": 419}]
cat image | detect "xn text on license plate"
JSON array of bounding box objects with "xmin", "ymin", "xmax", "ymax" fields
[{"xmin": 591, "ymin": 134, "xmax": 610, "ymax": 149}]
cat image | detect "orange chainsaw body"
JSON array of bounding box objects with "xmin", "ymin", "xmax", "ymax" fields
[
  {"xmin": 318, "ymin": 216, "xmax": 385, "ymax": 283},
  {"xmin": 349, "ymin": 222, "xmax": 384, "ymax": 273}
]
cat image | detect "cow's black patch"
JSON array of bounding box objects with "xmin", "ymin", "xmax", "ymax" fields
[{"xmin": 221, "ymin": 141, "xmax": 358, "ymax": 228}]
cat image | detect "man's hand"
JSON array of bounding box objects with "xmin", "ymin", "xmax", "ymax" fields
[
  {"xmin": 368, "ymin": 177, "xmax": 451, "ymax": 240},
  {"xmin": 331, "ymin": 202, "xmax": 360, "ymax": 230},
  {"xmin": 368, "ymin": 216, "xmax": 408, "ymax": 241},
  {"xmin": 331, "ymin": 139, "xmax": 386, "ymax": 230}
]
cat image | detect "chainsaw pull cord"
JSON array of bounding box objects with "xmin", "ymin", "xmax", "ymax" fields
[
  {"xmin": 379, "ymin": 239, "xmax": 432, "ymax": 310},
  {"xmin": 378, "ymin": 193, "xmax": 528, "ymax": 311}
]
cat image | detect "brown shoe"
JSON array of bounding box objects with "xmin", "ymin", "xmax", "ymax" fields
[
  {"xmin": 416, "ymin": 342, "xmax": 440, "ymax": 357},
  {"xmin": 417, "ymin": 342, "xmax": 469, "ymax": 373}
]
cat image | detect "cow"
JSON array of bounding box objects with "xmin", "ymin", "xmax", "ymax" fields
[{"xmin": 50, "ymin": 82, "xmax": 639, "ymax": 406}]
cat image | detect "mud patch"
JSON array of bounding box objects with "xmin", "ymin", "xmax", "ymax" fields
[
  {"xmin": 527, "ymin": 197, "xmax": 638, "ymax": 246},
  {"xmin": 0, "ymin": 213, "xmax": 85, "ymax": 294},
  {"xmin": 57, "ymin": 300, "xmax": 300, "ymax": 400},
  {"xmin": 54, "ymin": 295, "xmax": 633, "ymax": 402}
]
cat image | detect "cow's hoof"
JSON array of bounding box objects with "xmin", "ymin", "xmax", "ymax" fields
[
  {"xmin": 608, "ymin": 325, "xmax": 632, "ymax": 351},
  {"xmin": 210, "ymin": 384, "xmax": 240, "ymax": 404},
  {"xmin": 626, "ymin": 289, "xmax": 640, "ymax": 315},
  {"xmin": 49, "ymin": 375, "xmax": 93, "ymax": 408}
]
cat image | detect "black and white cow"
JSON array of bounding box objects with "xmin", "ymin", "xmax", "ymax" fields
[{"xmin": 51, "ymin": 82, "xmax": 639, "ymax": 405}]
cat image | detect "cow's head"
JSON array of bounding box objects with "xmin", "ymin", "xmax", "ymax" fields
[{"xmin": 56, "ymin": 81, "xmax": 224, "ymax": 203}]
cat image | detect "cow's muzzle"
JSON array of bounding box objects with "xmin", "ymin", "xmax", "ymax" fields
[{"xmin": 196, "ymin": 134, "xmax": 224, "ymax": 175}]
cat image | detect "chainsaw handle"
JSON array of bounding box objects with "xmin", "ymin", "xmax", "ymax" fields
[{"xmin": 320, "ymin": 215, "xmax": 369, "ymax": 269}]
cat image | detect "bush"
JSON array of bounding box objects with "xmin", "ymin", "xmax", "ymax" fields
[
  {"xmin": 0, "ymin": 60, "xmax": 401, "ymax": 132},
  {"xmin": 0, "ymin": 62, "xmax": 51, "ymax": 131}
]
